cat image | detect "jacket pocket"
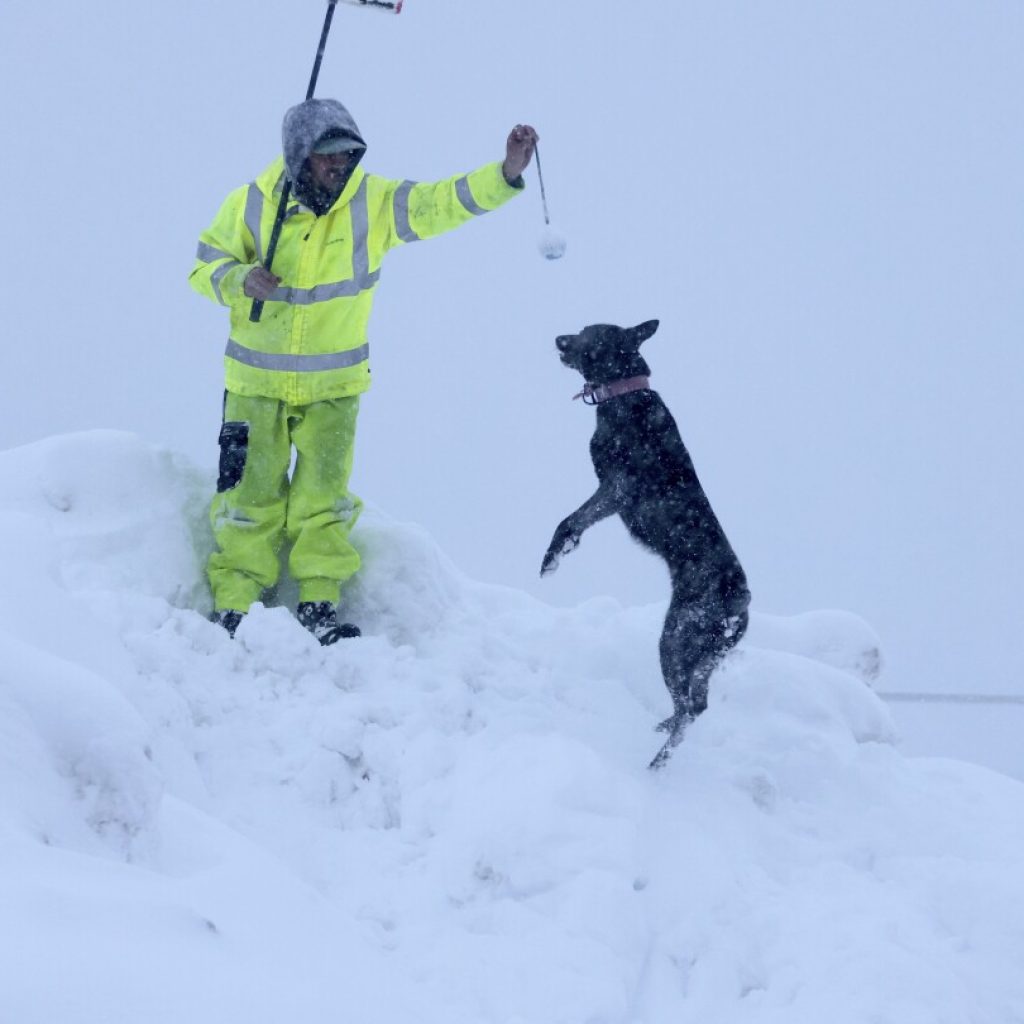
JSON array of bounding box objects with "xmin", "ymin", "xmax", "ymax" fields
[{"xmin": 217, "ymin": 421, "xmax": 250, "ymax": 492}]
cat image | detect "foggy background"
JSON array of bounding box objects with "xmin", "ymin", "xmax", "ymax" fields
[{"xmin": 1, "ymin": 0, "xmax": 1021, "ymax": 698}]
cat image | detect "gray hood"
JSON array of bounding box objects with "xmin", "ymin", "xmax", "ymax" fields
[{"xmin": 281, "ymin": 98, "xmax": 367, "ymax": 183}]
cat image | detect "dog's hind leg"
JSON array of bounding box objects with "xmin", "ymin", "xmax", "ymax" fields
[
  {"xmin": 657, "ymin": 584, "xmax": 750, "ymax": 728},
  {"xmin": 650, "ymin": 592, "xmax": 749, "ymax": 768},
  {"xmin": 689, "ymin": 603, "xmax": 749, "ymax": 715},
  {"xmin": 657, "ymin": 590, "xmax": 705, "ymax": 728}
]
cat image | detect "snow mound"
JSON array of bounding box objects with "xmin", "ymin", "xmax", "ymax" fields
[{"xmin": 1, "ymin": 432, "xmax": 1022, "ymax": 1024}]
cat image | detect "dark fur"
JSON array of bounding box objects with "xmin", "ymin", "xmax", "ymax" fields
[{"xmin": 541, "ymin": 320, "xmax": 750, "ymax": 738}]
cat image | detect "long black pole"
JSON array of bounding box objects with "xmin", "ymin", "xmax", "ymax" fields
[
  {"xmin": 250, "ymin": 1, "xmax": 339, "ymax": 323},
  {"xmin": 304, "ymin": 0, "xmax": 338, "ymax": 99}
]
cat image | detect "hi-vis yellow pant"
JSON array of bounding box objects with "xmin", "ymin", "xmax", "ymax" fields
[{"xmin": 208, "ymin": 392, "xmax": 362, "ymax": 611}]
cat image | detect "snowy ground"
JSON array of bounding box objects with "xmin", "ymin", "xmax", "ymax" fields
[{"xmin": 2, "ymin": 432, "xmax": 1023, "ymax": 1024}]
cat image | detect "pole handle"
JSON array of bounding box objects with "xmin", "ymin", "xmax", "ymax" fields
[
  {"xmin": 335, "ymin": 0, "xmax": 403, "ymax": 9},
  {"xmin": 249, "ymin": 181, "xmax": 293, "ymax": 323}
]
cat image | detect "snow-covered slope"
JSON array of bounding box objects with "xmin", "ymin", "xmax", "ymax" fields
[{"xmin": 1, "ymin": 432, "xmax": 1022, "ymax": 1024}]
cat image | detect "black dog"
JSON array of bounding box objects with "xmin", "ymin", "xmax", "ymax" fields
[{"xmin": 541, "ymin": 320, "xmax": 750, "ymax": 767}]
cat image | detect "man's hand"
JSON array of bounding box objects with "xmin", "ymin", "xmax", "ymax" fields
[
  {"xmin": 243, "ymin": 266, "xmax": 281, "ymax": 300},
  {"xmin": 503, "ymin": 124, "xmax": 539, "ymax": 184}
]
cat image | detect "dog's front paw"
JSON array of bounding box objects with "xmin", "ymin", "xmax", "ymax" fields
[
  {"xmin": 541, "ymin": 525, "xmax": 579, "ymax": 577},
  {"xmin": 540, "ymin": 547, "xmax": 561, "ymax": 576}
]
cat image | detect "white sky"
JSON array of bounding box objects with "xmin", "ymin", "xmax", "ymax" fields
[{"xmin": 1, "ymin": 0, "xmax": 1022, "ymax": 697}]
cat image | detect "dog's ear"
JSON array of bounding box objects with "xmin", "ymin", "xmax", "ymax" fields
[{"xmin": 630, "ymin": 319, "xmax": 660, "ymax": 346}]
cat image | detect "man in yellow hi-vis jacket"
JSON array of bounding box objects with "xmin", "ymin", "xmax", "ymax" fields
[{"xmin": 190, "ymin": 98, "xmax": 537, "ymax": 643}]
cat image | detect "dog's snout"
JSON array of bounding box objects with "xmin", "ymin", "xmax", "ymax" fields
[{"xmin": 555, "ymin": 335, "xmax": 571, "ymax": 351}]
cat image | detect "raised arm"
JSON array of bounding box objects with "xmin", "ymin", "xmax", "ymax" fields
[{"xmin": 384, "ymin": 124, "xmax": 538, "ymax": 249}]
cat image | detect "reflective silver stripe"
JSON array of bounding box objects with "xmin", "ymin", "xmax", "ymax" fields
[
  {"xmin": 225, "ymin": 338, "xmax": 369, "ymax": 373},
  {"xmin": 393, "ymin": 180, "xmax": 421, "ymax": 242},
  {"xmin": 244, "ymin": 183, "xmax": 264, "ymax": 264},
  {"xmin": 455, "ymin": 175, "xmax": 487, "ymax": 217},
  {"xmin": 264, "ymin": 178, "xmax": 379, "ymax": 306},
  {"xmin": 210, "ymin": 261, "xmax": 241, "ymax": 306},
  {"xmin": 197, "ymin": 242, "xmax": 235, "ymax": 263},
  {"xmin": 349, "ymin": 177, "xmax": 371, "ymax": 280},
  {"xmin": 268, "ymin": 271, "xmax": 381, "ymax": 305}
]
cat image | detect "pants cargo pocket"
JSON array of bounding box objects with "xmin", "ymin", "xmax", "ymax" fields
[{"xmin": 217, "ymin": 421, "xmax": 250, "ymax": 492}]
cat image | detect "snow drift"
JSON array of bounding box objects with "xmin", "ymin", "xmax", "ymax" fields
[{"xmin": 1, "ymin": 431, "xmax": 1022, "ymax": 1024}]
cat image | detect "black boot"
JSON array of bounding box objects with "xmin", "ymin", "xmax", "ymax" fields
[
  {"xmin": 210, "ymin": 609, "xmax": 245, "ymax": 638},
  {"xmin": 297, "ymin": 601, "xmax": 361, "ymax": 645}
]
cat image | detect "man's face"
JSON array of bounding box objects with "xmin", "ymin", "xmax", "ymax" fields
[{"xmin": 308, "ymin": 150, "xmax": 356, "ymax": 192}]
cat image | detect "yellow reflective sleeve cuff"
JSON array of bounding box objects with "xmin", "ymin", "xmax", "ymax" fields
[
  {"xmin": 465, "ymin": 161, "xmax": 526, "ymax": 211},
  {"xmin": 216, "ymin": 262, "xmax": 254, "ymax": 306},
  {"xmin": 188, "ymin": 258, "xmax": 253, "ymax": 308}
]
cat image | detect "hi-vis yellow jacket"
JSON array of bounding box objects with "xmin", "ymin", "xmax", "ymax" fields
[{"xmin": 189, "ymin": 158, "xmax": 523, "ymax": 405}]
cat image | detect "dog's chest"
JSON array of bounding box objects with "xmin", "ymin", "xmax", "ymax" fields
[
  {"xmin": 590, "ymin": 396, "xmax": 672, "ymax": 462},
  {"xmin": 589, "ymin": 397, "xmax": 695, "ymax": 490}
]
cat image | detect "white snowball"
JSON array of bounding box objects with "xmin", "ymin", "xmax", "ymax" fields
[{"xmin": 538, "ymin": 225, "xmax": 567, "ymax": 260}]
